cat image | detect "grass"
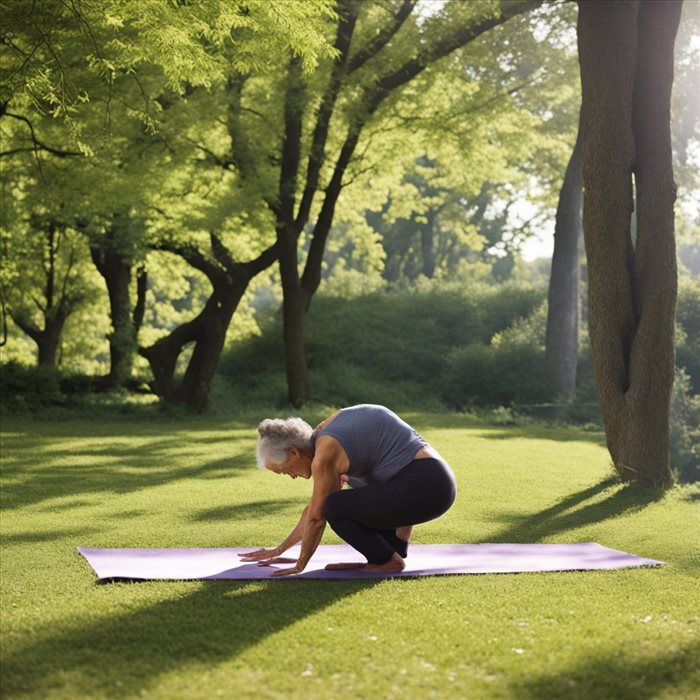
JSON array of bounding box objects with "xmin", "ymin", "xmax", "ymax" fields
[{"xmin": 1, "ymin": 411, "xmax": 698, "ymax": 699}]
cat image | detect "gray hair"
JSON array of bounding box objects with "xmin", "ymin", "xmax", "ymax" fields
[{"xmin": 256, "ymin": 417, "xmax": 313, "ymax": 468}]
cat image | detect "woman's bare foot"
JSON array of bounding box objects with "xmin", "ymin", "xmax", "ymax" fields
[
  {"xmin": 325, "ymin": 552, "xmax": 405, "ymax": 573},
  {"xmin": 365, "ymin": 552, "xmax": 405, "ymax": 573},
  {"xmin": 396, "ymin": 525, "xmax": 413, "ymax": 543}
]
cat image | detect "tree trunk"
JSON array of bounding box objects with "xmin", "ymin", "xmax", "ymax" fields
[
  {"xmin": 90, "ymin": 219, "xmax": 139, "ymax": 388},
  {"xmin": 420, "ymin": 211, "xmax": 436, "ymax": 278},
  {"xmin": 36, "ymin": 311, "xmax": 67, "ymax": 366},
  {"xmin": 280, "ymin": 246, "xmax": 310, "ymax": 407},
  {"xmin": 577, "ymin": 0, "xmax": 682, "ymax": 487},
  {"xmin": 545, "ymin": 114, "xmax": 583, "ymax": 396},
  {"xmin": 140, "ymin": 285, "xmax": 244, "ymax": 412},
  {"xmin": 175, "ymin": 286, "xmax": 245, "ymax": 412},
  {"xmin": 139, "ymin": 233, "xmax": 281, "ymax": 412}
]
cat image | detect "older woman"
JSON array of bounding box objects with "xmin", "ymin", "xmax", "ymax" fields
[{"xmin": 239, "ymin": 404, "xmax": 457, "ymax": 576}]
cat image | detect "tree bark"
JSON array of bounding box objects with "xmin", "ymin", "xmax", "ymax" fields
[
  {"xmin": 139, "ymin": 235, "xmax": 281, "ymax": 412},
  {"xmin": 578, "ymin": 0, "xmax": 682, "ymax": 487},
  {"xmin": 89, "ymin": 215, "xmax": 140, "ymax": 388},
  {"xmin": 420, "ymin": 210, "xmax": 436, "ymax": 278},
  {"xmin": 545, "ymin": 113, "xmax": 583, "ymax": 396},
  {"xmin": 12, "ymin": 308, "xmax": 68, "ymax": 367},
  {"xmin": 280, "ymin": 246, "xmax": 310, "ymax": 408}
]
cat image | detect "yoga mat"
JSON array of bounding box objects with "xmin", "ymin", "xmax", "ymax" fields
[{"xmin": 77, "ymin": 543, "xmax": 663, "ymax": 582}]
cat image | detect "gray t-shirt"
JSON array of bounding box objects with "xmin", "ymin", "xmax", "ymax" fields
[{"xmin": 310, "ymin": 404, "xmax": 427, "ymax": 488}]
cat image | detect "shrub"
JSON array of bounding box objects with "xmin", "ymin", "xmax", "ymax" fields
[
  {"xmin": 676, "ymin": 278, "xmax": 700, "ymax": 393},
  {"xmin": 219, "ymin": 280, "xmax": 547, "ymax": 409},
  {"xmin": 0, "ymin": 361, "xmax": 65, "ymax": 409},
  {"xmin": 670, "ymin": 368, "xmax": 700, "ymax": 484},
  {"xmin": 442, "ymin": 342, "xmax": 552, "ymax": 409}
]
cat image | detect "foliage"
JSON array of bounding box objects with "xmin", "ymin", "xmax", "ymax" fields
[
  {"xmin": 670, "ymin": 368, "xmax": 700, "ymax": 483},
  {"xmin": 676, "ymin": 276, "xmax": 700, "ymax": 393},
  {"xmin": 443, "ymin": 302, "xmax": 552, "ymax": 408},
  {"xmin": 360, "ymin": 1, "xmax": 582, "ymax": 280},
  {"xmin": 0, "ymin": 361, "xmax": 65, "ymax": 409},
  {"xmin": 220, "ymin": 279, "xmax": 546, "ymax": 410}
]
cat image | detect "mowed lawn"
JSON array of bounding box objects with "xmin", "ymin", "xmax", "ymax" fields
[{"xmin": 1, "ymin": 412, "xmax": 698, "ymax": 700}]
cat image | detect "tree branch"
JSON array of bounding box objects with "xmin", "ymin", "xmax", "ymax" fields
[
  {"xmin": 9, "ymin": 310, "xmax": 42, "ymax": 342},
  {"xmin": 301, "ymin": 128, "xmax": 360, "ymax": 297},
  {"xmin": 151, "ymin": 239, "xmax": 225, "ymax": 284},
  {"xmin": 238, "ymin": 235, "xmax": 287, "ymax": 279},
  {"xmin": 294, "ymin": 0, "xmax": 359, "ymax": 232},
  {"xmin": 132, "ymin": 267, "xmax": 147, "ymax": 334},
  {"xmin": 0, "ymin": 112, "xmax": 83, "ymax": 158},
  {"xmin": 275, "ymin": 58, "xmax": 305, "ymax": 229},
  {"xmin": 209, "ymin": 231, "xmax": 237, "ymax": 273},
  {"xmin": 346, "ymin": 0, "xmax": 416, "ymax": 73},
  {"xmin": 374, "ymin": 1, "xmax": 542, "ymax": 104}
]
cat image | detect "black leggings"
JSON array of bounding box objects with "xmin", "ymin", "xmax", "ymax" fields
[{"xmin": 323, "ymin": 458, "xmax": 457, "ymax": 565}]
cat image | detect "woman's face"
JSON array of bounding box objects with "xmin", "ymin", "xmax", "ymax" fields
[{"xmin": 265, "ymin": 446, "xmax": 313, "ymax": 480}]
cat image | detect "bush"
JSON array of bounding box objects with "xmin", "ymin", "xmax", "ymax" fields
[
  {"xmin": 676, "ymin": 278, "xmax": 700, "ymax": 393},
  {"xmin": 220, "ymin": 280, "xmax": 547, "ymax": 410},
  {"xmin": 670, "ymin": 368, "xmax": 700, "ymax": 484},
  {"xmin": 0, "ymin": 361, "xmax": 65, "ymax": 409},
  {"xmin": 443, "ymin": 342, "xmax": 552, "ymax": 408}
]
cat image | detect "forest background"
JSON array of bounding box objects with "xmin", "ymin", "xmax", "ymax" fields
[{"xmin": 1, "ymin": 0, "xmax": 698, "ymax": 484}]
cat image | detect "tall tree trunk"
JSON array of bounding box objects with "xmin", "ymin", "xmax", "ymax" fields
[
  {"xmin": 545, "ymin": 114, "xmax": 583, "ymax": 396},
  {"xmin": 36, "ymin": 310, "xmax": 67, "ymax": 366},
  {"xmin": 90, "ymin": 217, "xmax": 140, "ymax": 388},
  {"xmin": 578, "ymin": 0, "xmax": 682, "ymax": 487},
  {"xmin": 420, "ymin": 211, "xmax": 436, "ymax": 278},
  {"xmin": 280, "ymin": 247, "xmax": 310, "ymax": 408}
]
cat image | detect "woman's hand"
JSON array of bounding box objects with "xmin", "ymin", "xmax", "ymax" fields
[
  {"xmin": 270, "ymin": 563, "xmax": 304, "ymax": 577},
  {"xmin": 238, "ymin": 547, "xmax": 282, "ymax": 562}
]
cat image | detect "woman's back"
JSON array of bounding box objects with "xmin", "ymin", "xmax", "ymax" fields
[{"xmin": 312, "ymin": 404, "xmax": 427, "ymax": 486}]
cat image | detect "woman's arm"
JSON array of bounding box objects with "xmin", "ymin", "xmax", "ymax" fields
[
  {"xmin": 271, "ymin": 438, "xmax": 343, "ymax": 577},
  {"xmin": 238, "ymin": 506, "xmax": 310, "ymax": 563}
]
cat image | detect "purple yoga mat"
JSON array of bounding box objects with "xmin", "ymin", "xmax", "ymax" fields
[{"xmin": 77, "ymin": 543, "xmax": 663, "ymax": 581}]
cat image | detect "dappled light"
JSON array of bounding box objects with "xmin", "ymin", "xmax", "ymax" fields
[{"xmin": 1, "ymin": 0, "xmax": 698, "ymax": 697}]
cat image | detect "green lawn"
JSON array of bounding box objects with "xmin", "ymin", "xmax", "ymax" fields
[{"xmin": 1, "ymin": 412, "xmax": 698, "ymax": 699}]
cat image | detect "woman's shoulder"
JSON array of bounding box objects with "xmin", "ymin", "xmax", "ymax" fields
[{"xmin": 313, "ymin": 410, "xmax": 341, "ymax": 435}]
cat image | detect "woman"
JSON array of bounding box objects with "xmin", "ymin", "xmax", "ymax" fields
[{"xmin": 239, "ymin": 404, "xmax": 457, "ymax": 577}]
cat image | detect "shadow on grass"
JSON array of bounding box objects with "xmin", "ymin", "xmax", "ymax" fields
[
  {"xmin": 514, "ymin": 642, "xmax": 700, "ymax": 699},
  {"xmin": 481, "ymin": 477, "xmax": 665, "ymax": 543},
  {"xmin": 1, "ymin": 578, "xmax": 380, "ymax": 698},
  {"xmin": 1, "ymin": 526, "xmax": 101, "ymax": 545},
  {"xmin": 192, "ymin": 498, "xmax": 300, "ymax": 522},
  {"xmin": 476, "ymin": 424, "xmax": 606, "ymax": 445},
  {"xmin": 0, "ymin": 452, "xmax": 254, "ymax": 512},
  {"xmin": 404, "ymin": 413, "xmax": 605, "ymax": 446}
]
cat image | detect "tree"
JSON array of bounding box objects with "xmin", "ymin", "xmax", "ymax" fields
[
  {"xmin": 577, "ymin": 0, "xmax": 683, "ymax": 487},
  {"xmin": 131, "ymin": 3, "xmax": 337, "ymax": 411},
  {"xmin": 544, "ymin": 111, "xmax": 582, "ymax": 396},
  {"xmin": 2, "ymin": 219, "xmax": 95, "ymax": 367},
  {"xmin": 87, "ymin": 211, "xmax": 147, "ymax": 388},
  {"xmin": 1, "ymin": 0, "xmax": 337, "ymax": 406},
  {"xmin": 275, "ymin": 0, "xmax": 545, "ymax": 406}
]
